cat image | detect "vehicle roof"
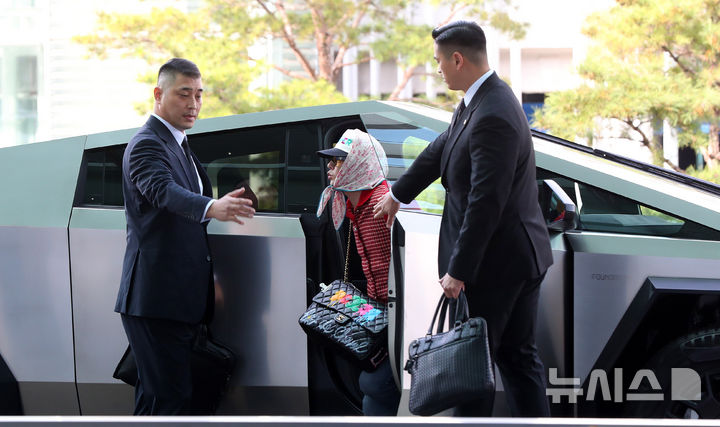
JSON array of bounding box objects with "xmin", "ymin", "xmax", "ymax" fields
[{"xmin": 84, "ymin": 100, "xmax": 450, "ymax": 150}]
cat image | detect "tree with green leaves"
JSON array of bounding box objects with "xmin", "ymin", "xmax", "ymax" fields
[
  {"xmin": 533, "ymin": 0, "xmax": 720, "ymax": 180},
  {"xmin": 75, "ymin": 0, "xmax": 526, "ymax": 117}
]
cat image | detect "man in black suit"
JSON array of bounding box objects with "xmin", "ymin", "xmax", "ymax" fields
[
  {"xmin": 115, "ymin": 58, "xmax": 255, "ymax": 415},
  {"xmin": 374, "ymin": 21, "xmax": 553, "ymax": 417}
]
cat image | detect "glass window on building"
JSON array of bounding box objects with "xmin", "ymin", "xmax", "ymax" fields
[
  {"xmin": 16, "ymin": 55, "xmax": 37, "ymax": 144},
  {"xmin": 0, "ymin": 49, "xmax": 39, "ymax": 146}
]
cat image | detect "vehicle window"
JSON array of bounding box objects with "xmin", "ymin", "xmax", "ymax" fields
[
  {"xmin": 77, "ymin": 144, "xmax": 124, "ymax": 207},
  {"xmin": 191, "ymin": 123, "xmax": 324, "ymax": 214},
  {"xmin": 76, "ymin": 122, "xmax": 324, "ymax": 214},
  {"xmin": 286, "ymin": 123, "xmax": 324, "ymax": 213},
  {"xmin": 361, "ymin": 112, "xmax": 444, "ymax": 214},
  {"xmin": 537, "ymin": 168, "xmax": 720, "ymax": 241}
]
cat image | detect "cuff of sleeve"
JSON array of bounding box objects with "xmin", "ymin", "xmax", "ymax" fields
[
  {"xmin": 447, "ymin": 260, "xmax": 469, "ymax": 284},
  {"xmin": 388, "ymin": 188, "xmax": 401, "ymax": 204},
  {"xmin": 201, "ymin": 199, "xmax": 214, "ymax": 223}
]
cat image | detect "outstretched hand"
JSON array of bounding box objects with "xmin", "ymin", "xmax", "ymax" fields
[
  {"xmin": 206, "ymin": 187, "xmax": 256, "ymax": 225},
  {"xmin": 373, "ymin": 192, "xmax": 399, "ymax": 229}
]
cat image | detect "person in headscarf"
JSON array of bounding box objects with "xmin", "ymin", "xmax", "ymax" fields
[{"xmin": 316, "ymin": 128, "xmax": 400, "ymax": 416}]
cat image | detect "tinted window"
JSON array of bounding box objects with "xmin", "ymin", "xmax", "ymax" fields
[
  {"xmin": 191, "ymin": 123, "xmax": 324, "ymax": 214},
  {"xmin": 538, "ymin": 168, "xmax": 720, "ymax": 241},
  {"xmin": 76, "ymin": 122, "xmax": 325, "ymax": 214},
  {"xmin": 78, "ymin": 145, "xmax": 124, "ymax": 206},
  {"xmin": 286, "ymin": 123, "xmax": 325, "ymax": 213},
  {"xmin": 193, "ymin": 126, "xmax": 284, "ymax": 212}
]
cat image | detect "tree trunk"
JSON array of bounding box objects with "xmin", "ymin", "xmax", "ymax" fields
[
  {"xmin": 310, "ymin": 7, "xmax": 332, "ymax": 81},
  {"xmin": 263, "ymin": 0, "xmax": 318, "ymax": 81},
  {"xmin": 706, "ymin": 123, "xmax": 720, "ymax": 170},
  {"xmin": 650, "ymin": 116, "xmax": 665, "ymax": 167},
  {"xmin": 388, "ymin": 65, "xmax": 418, "ymax": 101}
]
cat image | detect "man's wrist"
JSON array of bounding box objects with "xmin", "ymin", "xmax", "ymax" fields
[
  {"xmin": 447, "ymin": 267, "xmax": 466, "ymax": 284},
  {"xmin": 202, "ymin": 199, "xmax": 215, "ymax": 222},
  {"xmin": 388, "ymin": 188, "xmax": 401, "ymax": 204}
]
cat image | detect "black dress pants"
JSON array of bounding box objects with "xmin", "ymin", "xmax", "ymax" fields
[
  {"xmin": 121, "ymin": 314, "xmax": 195, "ymax": 415},
  {"xmin": 454, "ymin": 273, "xmax": 550, "ymax": 417}
]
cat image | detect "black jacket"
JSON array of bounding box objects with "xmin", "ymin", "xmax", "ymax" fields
[
  {"xmin": 115, "ymin": 116, "xmax": 214, "ymax": 323},
  {"xmin": 392, "ymin": 72, "xmax": 553, "ymax": 287}
]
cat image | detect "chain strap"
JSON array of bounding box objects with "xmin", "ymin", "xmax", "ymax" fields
[{"xmin": 343, "ymin": 224, "xmax": 352, "ymax": 282}]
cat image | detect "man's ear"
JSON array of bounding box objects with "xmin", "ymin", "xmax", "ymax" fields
[
  {"xmin": 153, "ymin": 86, "xmax": 163, "ymax": 102},
  {"xmin": 452, "ymin": 51, "xmax": 464, "ymax": 70}
]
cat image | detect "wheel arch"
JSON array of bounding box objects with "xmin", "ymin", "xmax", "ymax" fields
[
  {"xmin": 580, "ymin": 277, "xmax": 720, "ymax": 416},
  {"xmin": 592, "ymin": 277, "xmax": 720, "ymax": 371}
]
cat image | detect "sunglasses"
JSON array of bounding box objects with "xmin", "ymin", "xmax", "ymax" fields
[{"xmin": 331, "ymin": 157, "xmax": 345, "ymax": 166}]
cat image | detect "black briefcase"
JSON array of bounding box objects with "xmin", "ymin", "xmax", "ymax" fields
[
  {"xmin": 405, "ymin": 292, "xmax": 495, "ymax": 416},
  {"xmin": 113, "ymin": 324, "xmax": 236, "ymax": 414}
]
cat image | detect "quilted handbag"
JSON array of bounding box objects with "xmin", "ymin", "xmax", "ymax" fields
[
  {"xmin": 298, "ymin": 226, "xmax": 388, "ymax": 370},
  {"xmin": 405, "ymin": 291, "xmax": 495, "ymax": 416}
]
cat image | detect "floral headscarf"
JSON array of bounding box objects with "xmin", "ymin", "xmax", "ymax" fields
[{"xmin": 316, "ymin": 129, "xmax": 388, "ymax": 229}]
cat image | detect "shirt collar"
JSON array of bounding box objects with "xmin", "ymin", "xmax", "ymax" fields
[
  {"xmin": 463, "ymin": 69, "xmax": 494, "ymax": 107},
  {"xmin": 152, "ymin": 113, "xmax": 186, "ymax": 146}
]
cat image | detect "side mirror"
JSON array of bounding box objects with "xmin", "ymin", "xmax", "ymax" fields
[{"xmin": 540, "ymin": 179, "xmax": 577, "ymax": 232}]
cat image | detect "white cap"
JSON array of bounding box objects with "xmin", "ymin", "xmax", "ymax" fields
[{"xmin": 316, "ymin": 129, "xmax": 358, "ymax": 158}]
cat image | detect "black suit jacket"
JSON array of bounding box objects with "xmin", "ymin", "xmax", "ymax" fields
[
  {"xmin": 392, "ymin": 72, "xmax": 553, "ymax": 286},
  {"xmin": 115, "ymin": 115, "xmax": 215, "ymax": 324}
]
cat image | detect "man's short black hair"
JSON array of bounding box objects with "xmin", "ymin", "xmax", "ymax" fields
[
  {"xmin": 432, "ymin": 21, "xmax": 486, "ymax": 64},
  {"xmin": 157, "ymin": 58, "xmax": 201, "ymax": 89}
]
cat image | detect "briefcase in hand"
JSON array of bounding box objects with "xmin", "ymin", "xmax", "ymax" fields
[
  {"xmin": 112, "ymin": 323, "xmax": 236, "ymax": 414},
  {"xmin": 188, "ymin": 324, "xmax": 236, "ymax": 414},
  {"xmin": 405, "ymin": 291, "xmax": 495, "ymax": 416}
]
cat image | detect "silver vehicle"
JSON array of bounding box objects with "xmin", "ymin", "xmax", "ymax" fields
[{"xmin": 0, "ymin": 101, "xmax": 718, "ymax": 418}]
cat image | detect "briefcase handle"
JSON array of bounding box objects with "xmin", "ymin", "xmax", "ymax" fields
[{"xmin": 427, "ymin": 291, "xmax": 470, "ymax": 336}]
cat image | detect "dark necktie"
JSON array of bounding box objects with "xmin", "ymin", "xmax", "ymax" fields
[
  {"xmin": 451, "ymin": 99, "xmax": 466, "ymax": 131},
  {"xmin": 181, "ymin": 137, "xmax": 200, "ymax": 193}
]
